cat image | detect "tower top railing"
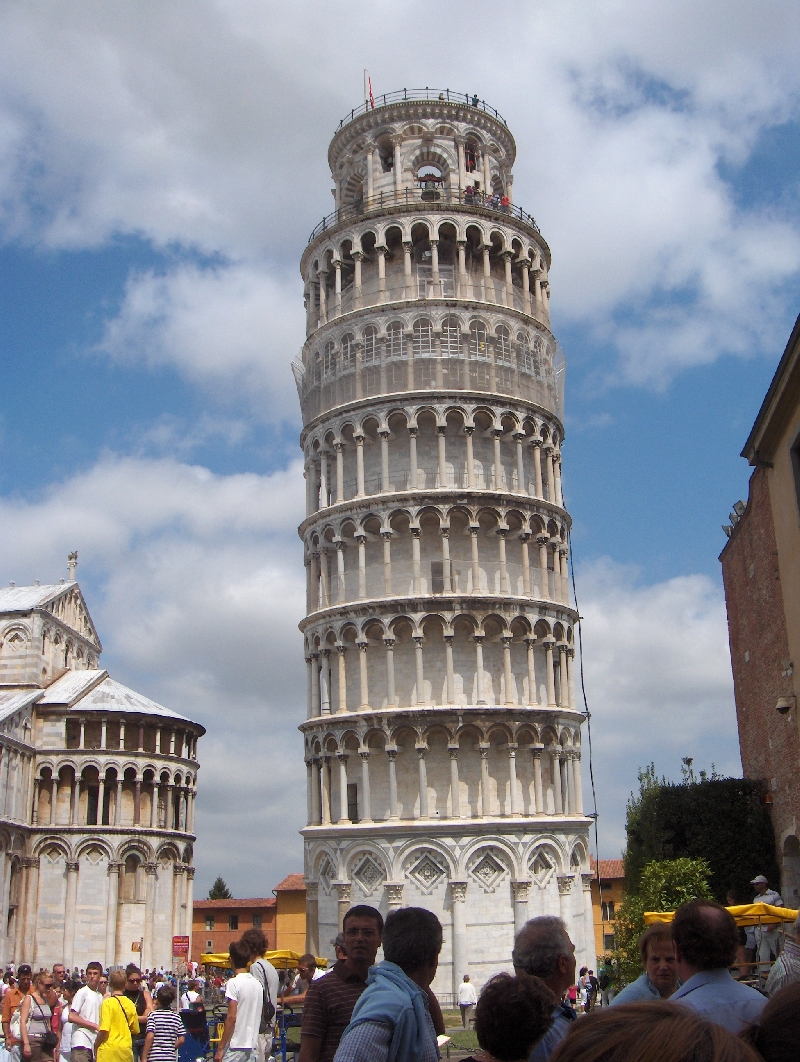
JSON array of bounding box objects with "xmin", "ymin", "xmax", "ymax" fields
[
  {"xmin": 336, "ymin": 89, "xmax": 507, "ymax": 130},
  {"xmin": 308, "ymin": 186, "xmax": 540, "ymax": 245}
]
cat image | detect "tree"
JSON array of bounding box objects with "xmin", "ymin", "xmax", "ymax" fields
[
  {"xmin": 208, "ymin": 877, "xmax": 232, "ymax": 900},
  {"xmin": 613, "ymin": 858, "xmax": 713, "ymax": 986},
  {"xmin": 623, "ymin": 763, "xmax": 778, "ymax": 901}
]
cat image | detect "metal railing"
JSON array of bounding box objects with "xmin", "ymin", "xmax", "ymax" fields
[
  {"xmin": 308, "ymin": 187, "xmax": 540, "ymax": 244},
  {"xmin": 337, "ymin": 88, "xmax": 507, "ymax": 130}
]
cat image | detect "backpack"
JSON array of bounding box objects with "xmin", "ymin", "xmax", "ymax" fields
[
  {"xmin": 249, "ymin": 961, "xmax": 275, "ymax": 1033},
  {"xmin": 599, "ymin": 972, "xmax": 610, "ymax": 990}
]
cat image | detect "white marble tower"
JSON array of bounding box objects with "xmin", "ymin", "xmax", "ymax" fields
[{"xmin": 295, "ymin": 89, "xmax": 593, "ymax": 998}]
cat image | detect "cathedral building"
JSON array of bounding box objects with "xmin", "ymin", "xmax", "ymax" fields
[
  {"xmin": 0, "ymin": 557, "xmax": 203, "ymax": 970},
  {"xmin": 295, "ymin": 89, "xmax": 593, "ymax": 996}
]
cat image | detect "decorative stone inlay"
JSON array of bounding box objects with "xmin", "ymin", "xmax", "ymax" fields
[
  {"xmin": 408, "ymin": 851, "xmax": 447, "ymax": 894},
  {"xmin": 469, "ymin": 850, "xmax": 506, "ymax": 893},
  {"xmin": 450, "ymin": 881, "xmax": 468, "ymax": 904},
  {"xmin": 385, "ymin": 882, "xmax": 404, "ymax": 906},
  {"xmin": 557, "ymin": 874, "xmax": 574, "ymax": 896},
  {"xmin": 352, "ymin": 853, "xmax": 385, "ymax": 895},
  {"xmin": 318, "ymin": 857, "xmax": 335, "ymax": 893},
  {"xmin": 530, "ymin": 851, "xmax": 554, "ymax": 888}
]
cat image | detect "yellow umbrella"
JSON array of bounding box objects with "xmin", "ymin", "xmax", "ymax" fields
[
  {"xmin": 200, "ymin": 950, "xmax": 328, "ymax": 969},
  {"xmin": 644, "ymin": 902, "xmax": 798, "ymax": 927}
]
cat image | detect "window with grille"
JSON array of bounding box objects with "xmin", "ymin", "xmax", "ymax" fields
[
  {"xmin": 205, "ymin": 915, "xmax": 215, "ymax": 931},
  {"xmin": 495, "ymin": 326, "xmax": 511, "ymax": 364},
  {"xmin": 228, "ymin": 914, "xmax": 239, "ymax": 930},
  {"xmin": 323, "ymin": 341, "xmax": 336, "ymax": 379},
  {"xmin": 532, "ymin": 336, "xmax": 543, "ymax": 376},
  {"xmin": 469, "ymin": 321, "xmax": 488, "ymax": 359},
  {"xmin": 340, "ymin": 334, "xmax": 355, "ymax": 372},
  {"xmin": 518, "ymin": 333, "xmax": 533, "ymax": 374},
  {"xmin": 252, "ymin": 912, "xmax": 263, "ymax": 927},
  {"xmin": 413, "ymin": 319, "xmax": 434, "ymax": 359},
  {"xmin": 386, "ymin": 322, "xmax": 404, "ymax": 358},
  {"xmin": 312, "ymin": 354, "xmax": 321, "ymax": 385},
  {"xmin": 441, "ymin": 316, "xmax": 461, "ymax": 357},
  {"xmin": 363, "ymin": 326, "xmax": 378, "ymax": 365}
]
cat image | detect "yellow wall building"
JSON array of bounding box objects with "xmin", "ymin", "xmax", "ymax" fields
[
  {"xmin": 275, "ymin": 873, "xmax": 307, "ymax": 954},
  {"xmin": 590, "ymin": 859, "xmax": 625, "ymax": 961}
]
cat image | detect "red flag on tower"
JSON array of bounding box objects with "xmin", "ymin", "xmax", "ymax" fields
[{"xmin": 364, "ymin": 70, "xmax": 375, "ymax": 110}]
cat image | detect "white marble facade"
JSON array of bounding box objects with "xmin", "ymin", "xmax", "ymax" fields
[
  {"xmin": 0, "ymin": 566, "xmax": 203, "ymax": 970},
  {"xmin": 296, "ymin": 92, "xmax": 594, "ymax": 998}
]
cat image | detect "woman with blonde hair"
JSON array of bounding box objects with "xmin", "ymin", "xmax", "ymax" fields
[
  {"xmin": 550, "ymin": 1001, "xmax": 761, "ymax": 1062},
  {"xmin": 19, "ymin": 970, "xmax": 59, "ymax": 1062}
]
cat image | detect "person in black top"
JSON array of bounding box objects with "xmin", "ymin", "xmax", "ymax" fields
[{"xmin": 123, "ymin": 966, "xmax": 153, "ymax": 1062}]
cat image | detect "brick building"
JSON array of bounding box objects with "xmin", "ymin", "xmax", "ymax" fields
[
  {"xmin": 191, "ymin": 874, "xmax": 307, "ymax": 963},
  {"xmin": 720, "ymin": 311, "xmax": 800, "ymax": 908}
]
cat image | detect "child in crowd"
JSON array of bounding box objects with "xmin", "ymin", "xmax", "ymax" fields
[{"xmin": 141, "ymin": 988, "xmax": 185, "ymax": 1062}]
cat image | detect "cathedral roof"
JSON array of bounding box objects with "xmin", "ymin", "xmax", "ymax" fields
[
  {"xmin": 38, "ymin": 671, "xmax": 203, "ymax": 730},
  {"xmin": 0, "ymin": 688, "xmax": 42, "ymax": 723},
  {"xmin": 0, "ymin": 583, "xmax": 72, "ymax": 610}
]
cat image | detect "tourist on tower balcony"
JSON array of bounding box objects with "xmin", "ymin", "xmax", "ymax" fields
[
  {"xmin": 298, "ymin": 906, "xmax": 383, "ymax": 1062},
  {"xmin": 511, "ymin": 917, "xmax": 576, "ymax": 1061},
  {"xmin": 333, "ymin": 907, "xmax": 442, "ymax": 1062},
  {"xmin": 671, "ymin": 899, "xmax": 766, "ymax": 1034},
  {"xmin": 611, "ymin": 923, "xmax": 679, "ymax": 1004}
]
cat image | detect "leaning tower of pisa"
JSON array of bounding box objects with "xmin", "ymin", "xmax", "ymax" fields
[{"xmin": 295, "ymin": 89, "xmax": 594, "ymax": 995}]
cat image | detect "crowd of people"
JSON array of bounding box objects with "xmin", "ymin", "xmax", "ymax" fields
[{"xmin": 0, "ymin": 962, "xmax": 202, "ymax": 1062}]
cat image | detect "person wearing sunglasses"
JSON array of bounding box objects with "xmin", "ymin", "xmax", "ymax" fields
[
  {"xmin": 19, "ymin": 971, "xmax": 59, "ymax": 1062},
  {"xmin": 122, "ymin": 967, "xmax": 153, "ymax": 1062}
]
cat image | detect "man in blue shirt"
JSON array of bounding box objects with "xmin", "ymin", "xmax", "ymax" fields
[
  {"xmin": 511, "ymin": 916, "xmax": 576, "ymax": 1061},
  {"xmin": 611, "ymin": 922, "xmax": 678, "ymax": 1004},
  {"xmin": 671, "ymin": 899, "xmax": 766, "ymax": 1035}
]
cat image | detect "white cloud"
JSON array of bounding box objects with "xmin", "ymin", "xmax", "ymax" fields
[
  {"xmin": 1, "ymin": 1, "xmax": 799, "ymax": 388},
  {"xmin": 575, "ymin": 559, "xmax": 739, "ymax": 858},
  {"xmin": 98, "ymin": 263, "xmax": 305, "ymax": 419}
]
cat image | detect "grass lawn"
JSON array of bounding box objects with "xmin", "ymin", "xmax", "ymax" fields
[{"xmin": 282, "ymin": 1007, "xmax": 480, "ymax": 1052}]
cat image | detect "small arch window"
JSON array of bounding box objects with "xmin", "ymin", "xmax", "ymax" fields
[
  {"xmin": 465, "ymin": 143, "xmax": 478, "ymax": 173},
  {"xmin": 532, "ymin": 336, "xmax": 544, "ymax": 377},
  {"xmin": 469, "ymin": 321, "xmax": 488, "ymax": 360},
  {"xmin": 495, "ymin": 326, "xmax": 511, "ymax": 364},
  {"xmin": 312, "ymin": 352, "xmax": 322, "ymax": 385},
  {"xmin": 518, "ymin": 332, "xmax": 533, "ymax": 374},
  {"xmin": 341, "ymin": 334, "xmax": 355, "ymax": 372},
  {"xmin": 363, "ymin": 326, "xmax": 378, "ymax": 365},
  {"xmin": 386, "ymin": 322, "xmax": 404, "ymax": 359},
  {"xmin": 413, "ymin": 319, "xmax": 434, "ymax": 359},
  {"xmin": 441, "ymin": 316, "xmax": 461, "ymax": 357}
]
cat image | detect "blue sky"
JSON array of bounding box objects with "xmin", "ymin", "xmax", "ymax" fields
[{"xmin": 1, "ymin": 0, "xmax": 799, "ymax": 895}]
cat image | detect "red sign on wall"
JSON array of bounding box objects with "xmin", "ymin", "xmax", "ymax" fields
[{"xmin": 172, "ymin": 935, "xmax": 190, "ymax": 957}]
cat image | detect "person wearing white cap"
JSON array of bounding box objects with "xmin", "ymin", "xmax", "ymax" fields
[{"xmin": 751, "ymin": 875, "xmax": 783, "ymax": 972}]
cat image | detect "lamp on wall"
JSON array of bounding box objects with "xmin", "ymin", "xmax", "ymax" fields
[{"xmin": 776, "ymin": 695, "xmax": 796, "ymax": 715}]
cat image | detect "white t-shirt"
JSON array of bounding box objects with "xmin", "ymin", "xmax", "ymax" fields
[
  {"xmin": 457, "ymin": 981, "xmax": 478, "ymax": 1006},
  {"xmin": 70, "ymin": 985, "xmax": 102, "ymax": 1049},
  {"xmin": 225, "ymin": 973, "xmax": 262, "ymax": 1050}
]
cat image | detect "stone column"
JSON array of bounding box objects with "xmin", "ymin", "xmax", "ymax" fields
[
  {"xmin": 140, "ymin": 860, "xmax": 157, "ymax": 969},
  {"xmin": 71, "ymin": 775, "xmax": 80, "ymax": 826},
  {"xmin": 497, "ymin": 529, "xmax": 509, "ymax": 593},
  {"xmin": 31, "ymin": 778, "xmax": 40, "ymax": 825},
  {"xmin": 444, "ymin": 635, "xmax": 455, "ymax": 704},
  {"xmin": 474, "ymin": 633, "xmax": 486, "ymax": 704},
  {"xmin": 436, "ymin": 426, "xmax": 447, "ymax": 487},
  {"xmin": 408, "ymin": 427, "xmax": 418, "ymax": 489},
  {"xmin": 479, "ymin": 744, "xmax": 491, "ymax": 817},
  {"xmin": 560, "ymin": 757, "xmax": 570, "ymax": 814},
  {"xmin": 508, "ymin": 744, "xmax": 519, "ymax": 815},
  {"xmin": 532, "ymin": 441, "xmax": 543, "ymax": 498},
  {"xmin": 511, "ymin": 880, "xmax": 531, "ymax": 936},
  {"xmin": 306, "ymin": 760, "xmax": 314, "ymax": 824},
  {"xmin": 384, "ymin": 637, "xmax": 396, "ymax": 705},
  {"xmin": 430, "ymin": 239, "xmax": 439, "ymax": 292},
  {"xmin": 387, "ymin": 748, "xmax": 399, "ymax": 820},
  {"xmin": 321, "ymin": 758, "xmax": 332, "ymax": 825},
  {"xmin": 413, "ymin": 636, "xmax": 425, "ymax": 705},
  {"xmin": 21, "ymin": 856, "xmax": 39, "ymax": 963},
  {"xmin": 379, "ymin": 431, "xmax": 390, "ymax": 492},
  {"xmin": 382, "ymin": 531, "xmax": 393, "ymax": 595},
  {"xmin": 450, "ymin": 882, "xmax": 468, "ymax": 996},
  {"xmin": 352, "ymin": 252, "xmax": 363, "ymax": 309},
  {"xmin": 537, "ymin": 535, "xmax": 550, "ymax": 600},
  {"xmin": 465, "ymin": 428, "xmax": 475, "ymax": 489},
  {"xmin": 319, "ymin": 548, "xmax": 330, "ymax": 607},
  {"xmin": 403, "ymin": 242, "xmax": 413, "ymax": 299},
  {"xmin": 559, "ymin": 547, "xmax": 569, "ymax": 603},
  {"xmin": 105, "ymin": 861, "xmax": 121, "ymax": 968},
  {"xmin": 377, "ymin": 245, "xmax": 387, "ymax": 301},
  {"xmin": 449, "ymin": 746, "xmax": 460, "ymax": 818},
  {"xmin": 416, "ymin": 746, "xmax": 428, "ymax": 818},
  {"xmin": 554, "ymin": 454, "xmax": 563, "ymax": 507},
  {"xmin": 358, "ymin": 640, "xmax": 370, "ymax": 710},
  {"xmin": 551, "ymin": 747, "xmax": 564, "ymax": 814},
  {"xmin": 355, "ymin": 435, "xmax": 365, "ymax": 496},
  {"xmin": 440, "ymin": 527, "xmax": 452, "ymax": 592},
  {"xmin": 581, "ymin": 873, "xmax": 596, "ymax": 967},
  {"xmin": 567, "ymin": 649, "xmax": 577, "ymax": 711},
  {"xmin": 543, "ymin": 639, "xmax": 557, "ymax": 706},
  {"xmin": 172, "ymin": 864, "xmax": 186, "ymax": 941},
  {"xmin": 63, "ymin": 860, "xmax": 79, "ymax": 965},
  {"xmin": 502, "ymin": 635, "xmax": 514, "ymax": 704},
  {"xmin": 492, "ymin": 431, "xmax": 503, "ymax": 489},
  {"xmin": 184, "ymin": 867, "xmax": 195, "ymax": 937},
  {"xmin": 305, "ymin": 881, "xmax": 319, "ymax": 956},
  {"xmin": 319, "ymin": 650, "xmax": 331, "ymax": 715},
  {"xmin": 532, "ymin": 747, "xmax": 544, "ymax": 814},
  {"xmin": 558, "ymin": 644, "xmax": 570, "ymax": 708},
  {"xmin": 503, "ymin": 251, "xmax": 513, "ymax": 306},
  {"xmin": 525, "ymin": 637, "xmax": 538, "ymax": 705},
  {"xmin": 456, "ymin": 138, "xmax": 466, "ymax": 190},
  {"xmin": 317, "ymin": 270, "xmax": 327, "ymax": 323},
  {"xmin": 114, "ymin": 779, "xmax": 123, "ymax": 826},
  {"xmin": 134, "ymin": 780, "xmax": 142, "ymax": 825},
  {"xmin": 411, "ymin": 528, "xmax": 421, "ymax": 594},
  {"xmin": 557, "ymin": 875, "xmax": 574, "ymax": 925},
  {"xmin": 336, "ymin": 644, "xmax": 348, "ymax": 713},
  {"xmin": 481, "ymin": 245, "xmax": 491, "ymax": 301},
  {"xmin": 470, "ymin": 526, "xmax": 481, "ymax": 590},
  {"xmin": 574, "ymin": 750, "xmax": 584, "ymax": 813},
  {"xmin": 333, "ymin": 259, "xmax": 342, "ymax": 315},
  {"xmin": 311, "ymin": 760, "xmax": 322, "ymax": 825},
  {"xmin": 337, "ymin": 754, "xmax": 350, "ymax": 824},
  {"xmin": 359, "ymin": 750, "xmax": 372, "ymax": 823},
  {"xmin": 514, "ymin": 433, "xmax": 526, "ymax": 492},
  {"xmin": 567, "ymin": 753, "xmax": 578, "ymax": 815},
  {"xmin": 310, "ymin": 653, "xmax": 321, "ymax": 717},
  {"xmin": 366, "ymin": 147, "xmax": 375, "ymax": 198},
  {"xmin": 334, "ymin": 882, "xmax": 351, "ymax": 932},
  {"xmin": 392, "ymin": 137, "xmax": 402, "ymax": 194},
  {"xmin": 521, "ymin": 260, "xmax": 531, "ymax": 313}
]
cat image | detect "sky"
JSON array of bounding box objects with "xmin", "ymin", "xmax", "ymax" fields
[{"xmin": 1, "ymin": 0, "xmax": 799, "ymax": 897}]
